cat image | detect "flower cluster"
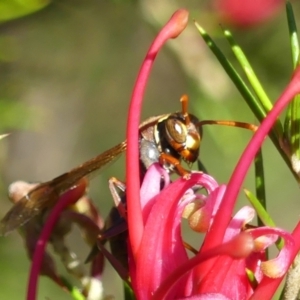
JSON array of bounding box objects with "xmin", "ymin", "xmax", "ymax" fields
[
  {"xmin": 124, "ymin": 7, "xmax": 300, "ymax": 300},
  {"xmin": 127, "ymin": 165, "xmax": 294, "ymax": 299}
]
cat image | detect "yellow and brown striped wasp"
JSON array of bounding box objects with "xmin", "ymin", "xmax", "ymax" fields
[
  {"xmin": 0, "ymin": 95, "xmax": 203, "ymax": 235},
  {"xmin": 0, "ymin": 95, "xmax": 256, "ymax": 236}
]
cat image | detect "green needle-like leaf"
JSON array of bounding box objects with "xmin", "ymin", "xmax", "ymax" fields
[
  {"xmin": 286, "ymin": 1, "xmax": 300, "ymax": 67},
  {"xmin": 244, "ymin": 189, "xmax": 284, "ymax": 250},
  {"xmin": 254, "ymin": 149, "xmax": 266, "ymax": 227},
  {"xmin": 246, "ymin": 268, "xmax": 258, "ymax": 290},
  {"xmin": 195, "ymin": 21, "xmax": 298, "ymax": 182},
  {"xmin": 59, "ymin": 277, "xmax": 85, "ymax": 300},
  {"xmin": 244, "ymin": 189, "xmax": 275, "ymax": 227},
  {"xmin": 223, "ymin": 29, "xmax": 283, "ymax": 138},
  {"xmin": 288, "ymin": 93, "xmax": 300, "ymax": 173},
  {"xmin": 284, "ymin": 2, "xmax": 300, "ymax": 175},
  {"xmin": 124, "ymin": 281, "xmax": 136, "ymax": 300},
  {"xmin": 223, "ymin": 30, "xmax": 271, "ymax": 111},
  {"xmin": 194, "ymin": 22, "xmax": 266, "ymax": 123}
]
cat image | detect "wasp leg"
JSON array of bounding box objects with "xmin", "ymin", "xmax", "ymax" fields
[
  {"xmin": 159, "ymin": 153, "xmax": 191, "ymax": 178},
  {"xmin": 85, "ymin": 177, "xmax": 128, "ymax": 271},
  {"xmin": 108, "ymin": 177, "xmax": 127, "ymax": 219}
]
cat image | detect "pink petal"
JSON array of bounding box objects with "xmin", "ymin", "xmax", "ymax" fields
[
  {"xmin": 187, "ymin": 294, "xmax": 231, "ymax": 300},
  {"xmin": 249, "ymin": 227, "xmax": 294, "ymax": 278},
  {"xmin": 140, "ymin": 163, "xmax": 170, "ymax": 222},
  {"xmin": 134, "ymin": 172, "xmax": 218, "ymax": 299},
  {"xmin": 223, "ymin": 206, "xmax": 255, "ymax": 242},
  {"xmin": 197, "ymin": 234, "xmax": 255, "ymax": 299}
]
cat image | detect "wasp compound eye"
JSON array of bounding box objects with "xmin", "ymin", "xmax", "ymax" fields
[{"xmin": 165, "ymin": 118, "xmax": 187, "ymax": 145}]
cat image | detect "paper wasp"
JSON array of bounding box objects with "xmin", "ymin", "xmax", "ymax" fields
[
  {"xmin": 0, "ymin": 95, "xmax": 256, "ymax": 238},
  {"xmin": 0, "ymin": 95, "xmax": 258, "ymax": 289},
  {"xmin": 0, "ymin": 95, "xmax": 204, "ymax": 235}
]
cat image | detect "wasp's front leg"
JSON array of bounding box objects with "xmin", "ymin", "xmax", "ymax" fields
[{"xmin": 159, "ymin": 153, "xmax": 191, "ymax": 179}]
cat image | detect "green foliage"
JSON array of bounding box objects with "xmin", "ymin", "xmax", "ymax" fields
[{"xmin": 0, "ymin": 0, "xmax": 51, "ymax": 22}]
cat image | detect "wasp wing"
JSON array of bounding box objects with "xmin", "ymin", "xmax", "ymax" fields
[
  {"xmin": 0, "ymin": 113, "xmax": 167, "ymax": 235},
  {"xmin": 0, "ymin": 141, "xmax": 127, "ymax": 235}
]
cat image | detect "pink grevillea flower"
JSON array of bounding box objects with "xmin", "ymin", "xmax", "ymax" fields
[
  {"xmin": 127, "ymin": 165, "xmax": 294, "ymax": 300},
  {"xmin": 212, "ymin": 0, "xmax": 285, "ymax": 27},
  {"xmin": 125, "ymin": 8, "xmax": 300, "ymax": 300}
]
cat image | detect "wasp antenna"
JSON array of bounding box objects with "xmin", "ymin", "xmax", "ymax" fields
[
  {"xmin": 180, "ymin": 94, "xmax": 190, "ymax": 125},
  {"xmin": 196, "ymin": 120, "xmax": 258, "ymax": 132}
]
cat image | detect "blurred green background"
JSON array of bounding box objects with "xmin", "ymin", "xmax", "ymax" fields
[{"xmin": 0, "ymin": 0, "xmax": 300, "ymax": 299}]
